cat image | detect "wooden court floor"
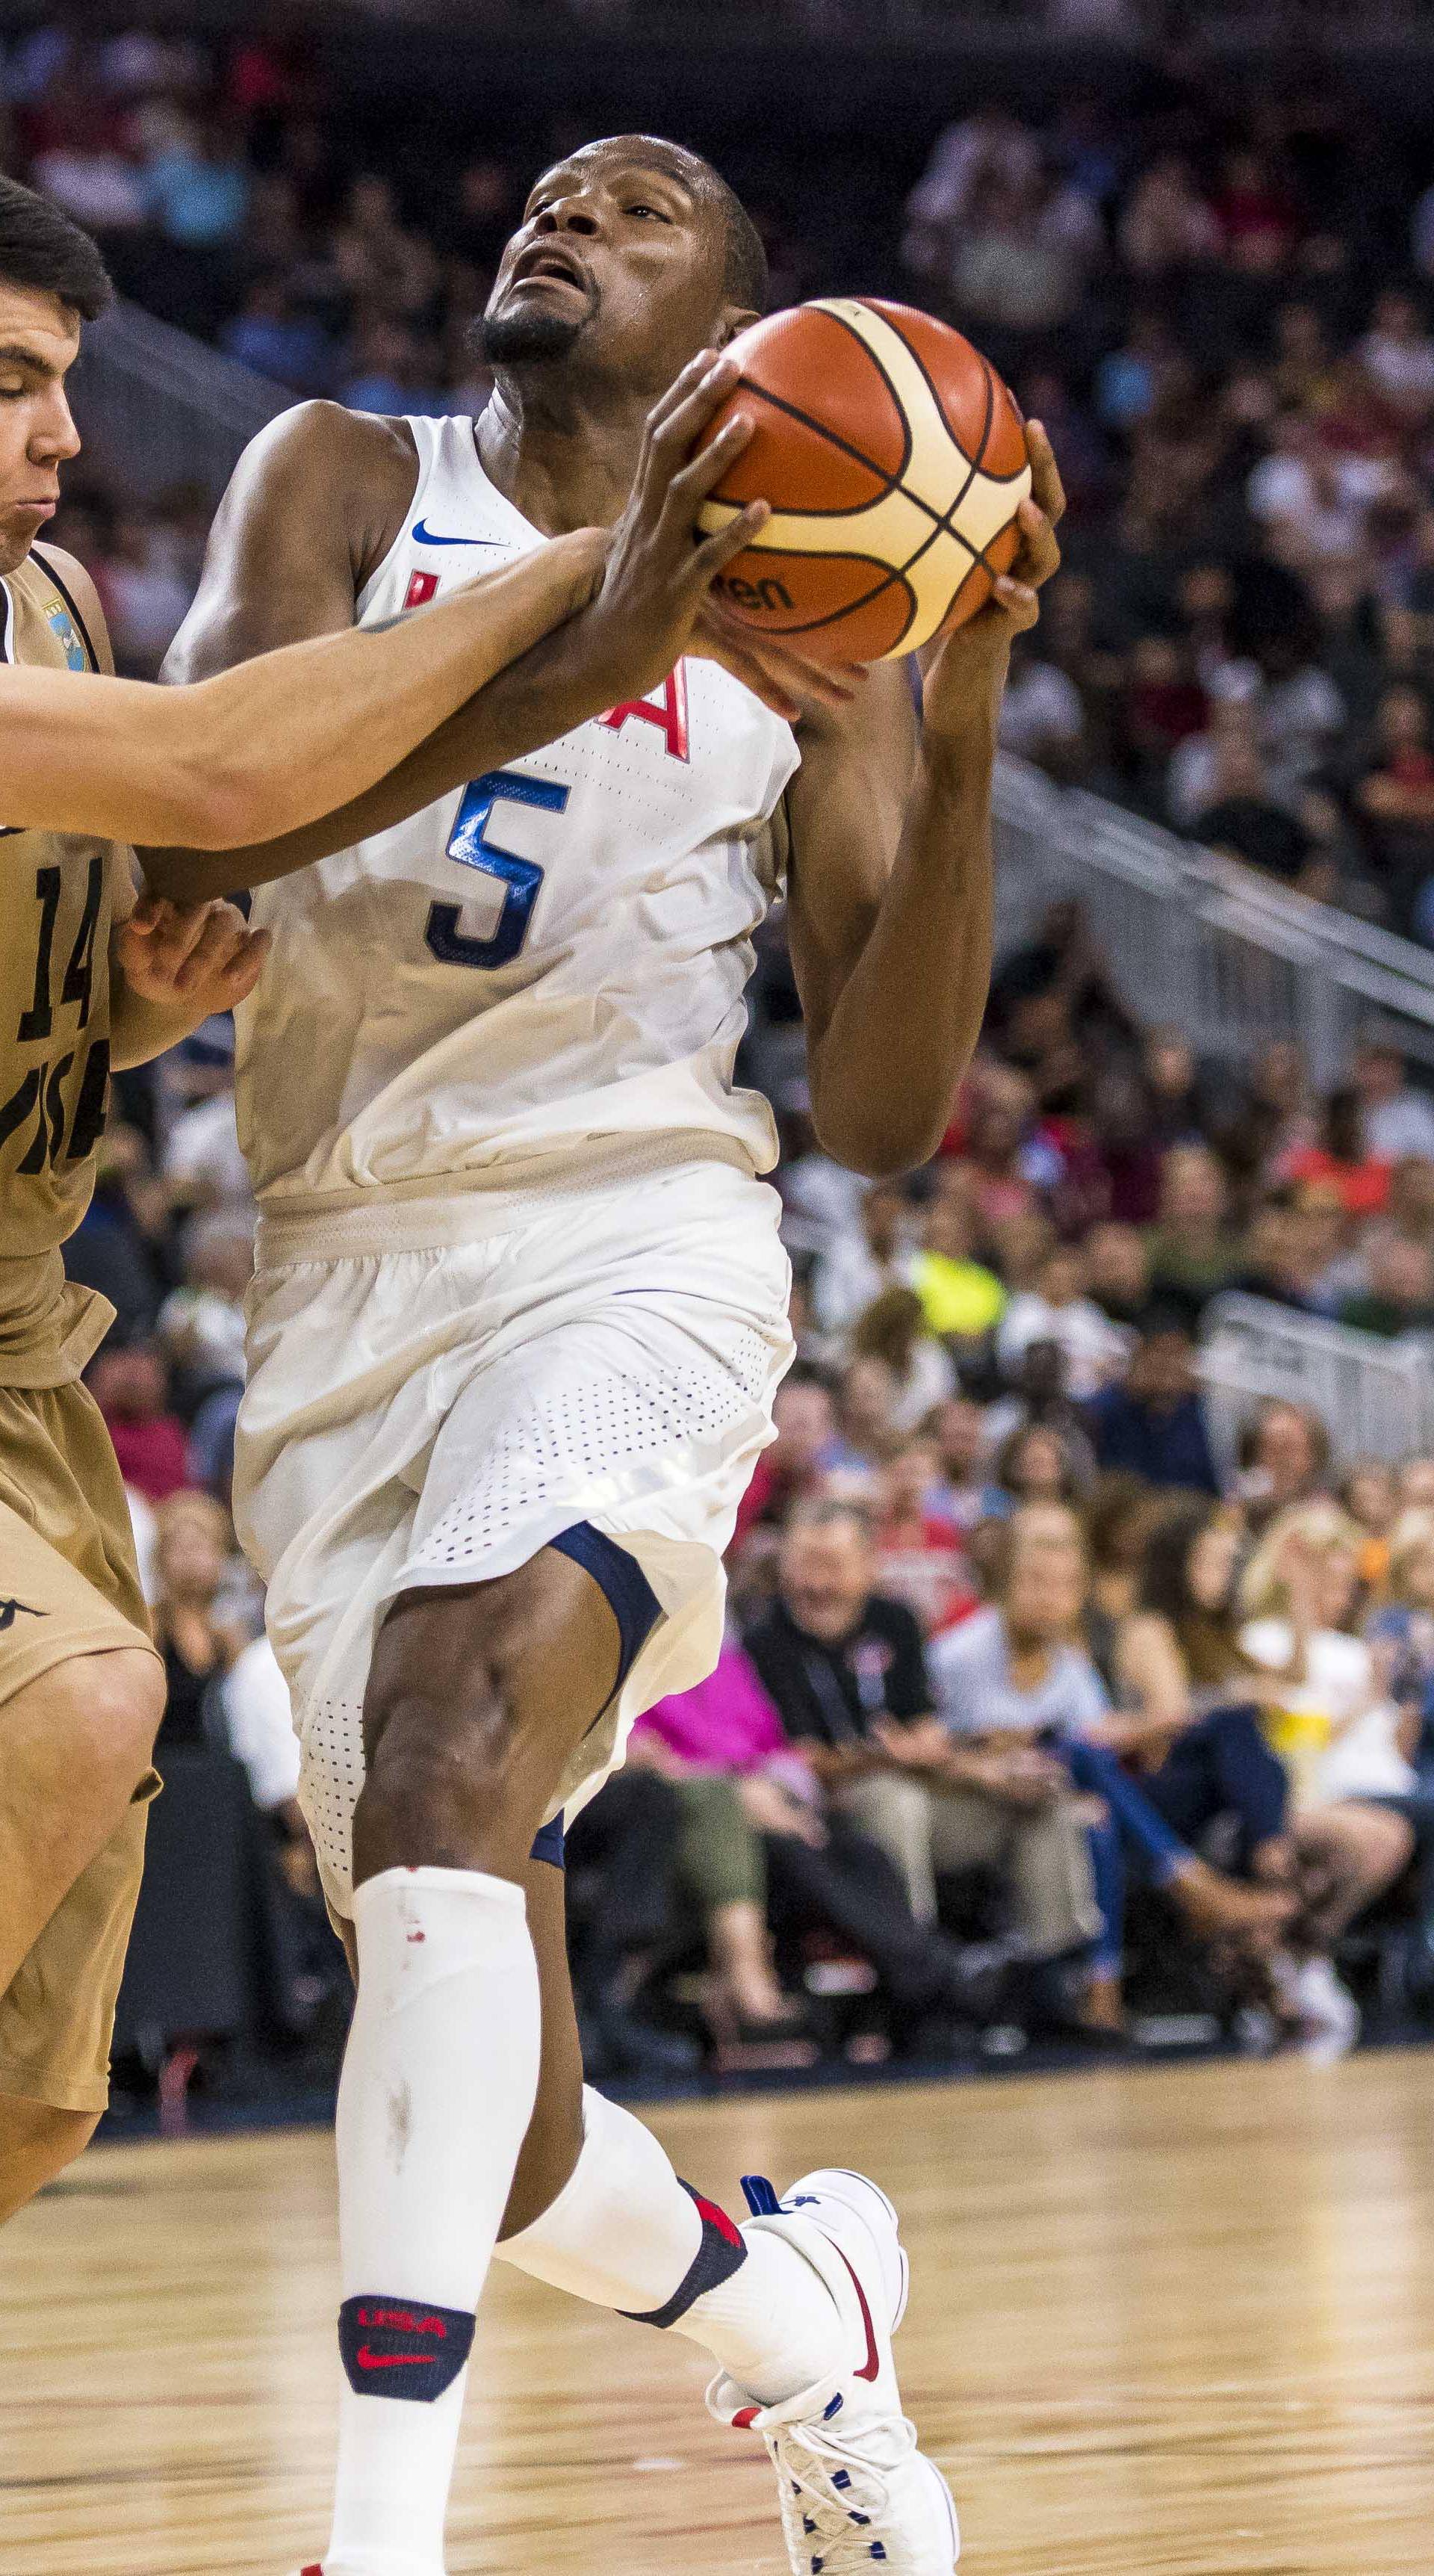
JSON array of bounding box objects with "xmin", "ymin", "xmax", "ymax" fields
[{"xmin": 4, "ymin": 2051, "xmax": 1434, "ymax": 2575}]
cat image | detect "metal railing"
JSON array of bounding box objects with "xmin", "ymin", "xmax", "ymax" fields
[
  {"xmin": 69, "ymin": 300, "xmax": 293, "ymax": 504},
  {"xmin": 1199, "ymin": 1292, "xmax": 1434, "ymax": 1471},
  {"xmin": 993, "ymin": 756, "xmax": 1434, "ymax": 1089}
]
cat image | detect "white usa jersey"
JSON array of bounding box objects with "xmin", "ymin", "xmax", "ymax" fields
[{"xmin": 238, "ymin": 414, "xmax": 800, "ymax": 1209}]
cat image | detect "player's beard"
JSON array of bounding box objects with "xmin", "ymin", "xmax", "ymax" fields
[{"xmin": 476, "ymin": 303, "xmax": 588, "ymax": 365}]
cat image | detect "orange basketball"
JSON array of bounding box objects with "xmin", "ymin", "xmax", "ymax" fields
[{"xmin": 694, "ymin": 297, "xmax": 1031, "ymax": 665}]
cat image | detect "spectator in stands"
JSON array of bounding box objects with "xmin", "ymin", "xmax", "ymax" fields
[
  {"xmin": 1235, "ymin": 1399, "xmax": 1331, "ymax": 1529},
  {"xmin": 931, "ymin": 1504, "xmax": 1294, "ymax": 2029},
  {"xmin": 810, "ymin": 1179, "xmax": 911, "ymax": 1339},
  {"xmin": 733, "ymin": 1369, "xmax": 839, "ymax": 1550},
  {"xmin": 1240, "ymin": 1502, "xmax": 1421, "ymax": 2051},
  {"xmin": 1188, "ymin": 727, "xmax": 1324, "ymax": 894},
  {"xmin": 1084, "ymin": 1221, "xmax": 1154, "ymax": 1330},
  {"xmin": 993, "ymin": 1414, "xmax": 1090, "ymax": 1512},
  {"xmin": 88, "ymin": 1342, "xmax": 190, "ymax": 1505},
  {"xmin": 907, "ymin": 1185, "xmax": 1006, "ymax": 1346},
  {"xmin": 996, "ymin": 1243, "xmax": 1129, "ymax": 1399},
  {"xmin": 744, "ymin": 1501, "xmax": 1101, "ymax": 1966},
  {"xmin": 142, "ymin": 112, "xmax": 249, "ymax": 251},
  {"xmin": 1343, "ymin": 1458, "xmax": 1398, "ymax": 1596},
  {"xmin": 160, "ymin": 1022, "xmax": 254, "ymax": 1224},
  {"xmin": 220, "ymin": 269, "xmax": 334, "ymax": 392},
  {"xmin": 1108, "ymin": 1499, "xmax": 1297, "ymax": 1860},
  {"xmin": 1084, "ymin": 1313, "xmax": 1220, "ymax": 1493},
  {"xmin": 1338, "ymin": 1231, "xmax": 1434, "ymax": 1341},
  {"xmin": 1359, "ymin": 291, "xmax": 1434, "ymax": 423},
  {"xmin": 874, "ymin": 1440, "xmax": 976, "ymax": 1637},
  {"xmin": 1229, "ymin": 1201, "xmax": 1326, "ymax": 1314},
  {"xmin": 1118, "ymin": 154, "xmax": 1220, "ymax": 278},
  {"xmin": 984, "ymin": 1334, "xmax": 1099, "ymax": 1464},
  {"xmin": 1351, "ymin": 1041, "xmax": 1434, "ymax": 1165},
  {"xmin": 156, "ymin": 1212, "xmax": 252, "ymax": 1413},
  {"xmin": 1368, "ymin": 1507, "xmax": 1434, "ymax": 1779},
  {"xmin": 848, "ymin": 1286, "xmax": 957, "ymax": 1433},
  {"xmin": 632, "ymin": 1641, "xmax": 994, "ymax": 2051},
  {"xmin": 1352, "ymin": 687, "xmax": 1434, "ymax": 933},
  {"xmin": 924, "ymin": 1393, "xmax": 1007, "ymax": 1531},
  {"xmin": 997, "ymin": 629, "xmax": 1087, "ymax": 778},
  {"xmin": 831, "ymin": 1354, "xmax": 901, "ymax": 1480},
  {"xmin": 1145, "ymin": 1145, "xmax": 1239, "ymax": 1324},
  {"xmin": 149, "ymin": 1490, "xmax": 248, "ymax": 1753},
  {"xmin": 1277, "ymin": 1088, "xmax": 1391, "ymax": 1219},
  {"xmin": 62, "ymin": 1121, "xmax": 164, "ymax": 1345}
]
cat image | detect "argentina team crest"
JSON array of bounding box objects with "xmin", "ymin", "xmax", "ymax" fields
[{"xmin": 43, "ymin": 595, "xmax": 88, "ymax": 671}]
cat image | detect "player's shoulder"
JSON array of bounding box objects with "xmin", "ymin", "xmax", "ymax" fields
[
  {"xmin": 31, "ymin": 539, "xmax": 113, "ymax": 674},
  {"xmin": 221, "ymin": 400, "xmax": 423, "ymax": 585},
  {"xmin": 238, "ymin": 397, "xmax": 418, "ymax": 499}
]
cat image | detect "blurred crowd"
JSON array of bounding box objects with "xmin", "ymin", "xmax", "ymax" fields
[
  {"xmin": 15, "ymin": 15, "xmax": 1434, "ymax": 2091},
  {"xmin": 86, "ymin": 894, "xmax": 1434, "ymax": 2085},
  {"xmin": 10, "ymin": 13, "xmax": 1434, "ymax": 944}
]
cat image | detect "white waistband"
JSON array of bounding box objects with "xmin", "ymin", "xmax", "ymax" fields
[{"xmin": 255, "ymin": 1133, "xmax": 758, "ymax": 1266}]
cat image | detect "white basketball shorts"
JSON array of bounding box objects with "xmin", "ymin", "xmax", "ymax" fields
[{"xmin": 234, "ymin": 1153, "xmax": 793, "ymax": 1917}]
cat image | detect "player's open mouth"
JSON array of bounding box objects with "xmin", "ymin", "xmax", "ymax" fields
[{"xmin": 509, "ymin": 246, "xmax": 592, "ymax": 296}]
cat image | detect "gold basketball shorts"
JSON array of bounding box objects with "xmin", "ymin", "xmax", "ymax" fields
[{"xmin": 0, "ymin": 1380, "xmax": 162, "ymax": 2112}]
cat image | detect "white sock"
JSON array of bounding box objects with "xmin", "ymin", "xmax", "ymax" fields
[
  {"xmin": 497, "ymin": 2085, "xmax": 840, "ymax": 2405},
  {"xmin": 326, "ymin": 1867, "xmax": 541, "ymax": 2576}
]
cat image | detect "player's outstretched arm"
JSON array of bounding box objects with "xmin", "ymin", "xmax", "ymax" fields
[
  {"xmin": 0, "ymin": 522, "xmax": 605, "ymax": 858},
  {"xmin": 140, "ymin": 353, "xmax": 856, "ymax": 901},
  {"xmin": 783, "ymin": 423, "xmax": 1065, "ymax": 1180}
]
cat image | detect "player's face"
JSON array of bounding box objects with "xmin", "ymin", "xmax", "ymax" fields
[
  {"xmin": 482, "ymin": 139, "xmax": 737, "ymax": 398},
  {"xmin": 0, "ymin": 282, "xmax": 82, "ymax": 576}
]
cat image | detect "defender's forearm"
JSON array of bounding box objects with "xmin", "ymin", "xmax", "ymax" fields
[
  {"xmin": 140, "ymin": 593, "xmax": 630, "ymax": 901},
  {"xmin": 87, "ymin": 540, "xmax": 589, "ymax": 884},
  {"xmin": 107, "ymin": 973, "xmax": 220, "ymax": 1071},
  {"xmin": 807, "ymin": 719, "xmax": 996, "ymax": 1179}
]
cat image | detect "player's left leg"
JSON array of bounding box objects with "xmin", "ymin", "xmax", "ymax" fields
[{"xmin": 497, "ymin": 1841, "xmax": 963, "ymax": 2574}]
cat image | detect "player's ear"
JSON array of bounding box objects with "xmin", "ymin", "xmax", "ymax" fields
[{"xmin": 715, "ymin": 303, "xmax": 759, "ymax": 350}]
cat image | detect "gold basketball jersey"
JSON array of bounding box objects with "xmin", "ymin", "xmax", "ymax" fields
[{"xmin": 0, "ymin": 549, "xmax": 126, "ymax": 1384}]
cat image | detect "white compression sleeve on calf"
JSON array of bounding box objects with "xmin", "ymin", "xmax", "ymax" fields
[
  {"xmin": 497, "ymin": 2085, "xmax": 840, "ymax": 2407},
  {"xmin": 327, "ymin": 1867, "xmax": 541, "ymax": 2576}
]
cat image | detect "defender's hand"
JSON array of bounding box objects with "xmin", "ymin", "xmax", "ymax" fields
[
  {"xmin": 117, "ymin": 894, "xmax": 270, "ymax": 1013},
  {"xmin": 922, "ymin": 419, "xmax": 1065, "ymax": 748},
  {"xmin": 692, "ymin": 593, "xmax": 863, "ymax": 722},
  {"xmin": 573, "ymin": 347, "xmax": 769, "ymax": 701}
]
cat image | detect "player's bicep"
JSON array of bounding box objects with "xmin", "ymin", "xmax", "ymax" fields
[
  {"xmin": 163, "ymin": 403, "xmax": 373, "ymax": 682},
  {"xmin": 784, "ymin": 660, "xmax": 916, "ymax": 1048}
]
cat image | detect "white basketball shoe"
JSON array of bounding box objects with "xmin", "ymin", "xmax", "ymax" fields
[{"xmin": 707, "ymin": 2168, "xmax": 960, "ymax": 2574}]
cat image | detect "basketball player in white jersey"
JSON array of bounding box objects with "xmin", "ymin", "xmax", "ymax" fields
[
  {"xmin": 0, "ymin": 168, "xmax": 818, "ymax": 2227},
  {"xmin": 160, "ymin": 135, "xmax": 1062, "ymax": 2576}
]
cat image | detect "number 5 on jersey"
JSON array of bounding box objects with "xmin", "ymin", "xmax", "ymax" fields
[{"xmin": 425, "ymin": 768, "xmax": 569, "ymax": 970}]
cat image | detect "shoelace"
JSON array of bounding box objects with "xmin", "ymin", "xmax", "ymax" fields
[{"xmin": 768, "ymin": 2421, "xmax": 903, "ymax": 2573}]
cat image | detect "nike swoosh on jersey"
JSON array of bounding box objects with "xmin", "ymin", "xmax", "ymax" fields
[{"xmin": 411, "ymin": 521, "xmax": 507, "ymax": 548}]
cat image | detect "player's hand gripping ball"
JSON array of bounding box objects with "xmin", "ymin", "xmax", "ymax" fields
[{"xmin": 693, "ymin": 298, "xmax": 1032, "ymax": 665}]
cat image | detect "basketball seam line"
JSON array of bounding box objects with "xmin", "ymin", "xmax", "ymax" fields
[
  {"xmin": 893, "ymin": 355, "xmax": 1002, "ymax": 595},
  {"xmin": 869, "ymin": 309, "xmax": 1030, "ymax": 487},
  {"xmin": 733, "ymin": 377, "xmax": 911, "ymax": 513}
]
